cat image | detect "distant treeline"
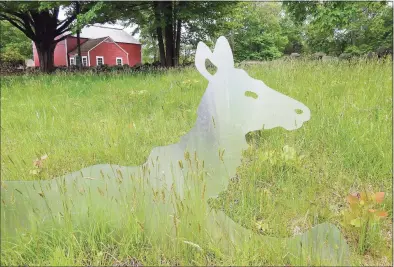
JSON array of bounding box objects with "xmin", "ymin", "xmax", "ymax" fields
[{"xmin": 1, "ymin": 1, "xmax": 392, "ymax": 72}]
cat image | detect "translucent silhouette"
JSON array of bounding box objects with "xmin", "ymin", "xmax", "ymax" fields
[{"xmin": 1, "ymin": 37, "xmax": 349, "ymax": 265}]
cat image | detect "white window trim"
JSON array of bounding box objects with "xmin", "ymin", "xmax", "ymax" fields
[
  {"xmin": 65, "ymin": 38, "xmax": 68, "ymax": 66},
  {"xmin": 88, "ymin": 51, "xmax": 91, "ymax": 67},
  {"xmin": 96, "ymin": 56, "xmax": 104, "ymax": 66},
  {"xmin": 82, "ymin": 56, "xmax": 88, "ymax": 67},
  {"xmin": 70, "ymin": 57, "xmax": 75, "ymax": 66},
  {"xmin": 116, "ymin": 57, "xmax": 123, "ymax": 66}
]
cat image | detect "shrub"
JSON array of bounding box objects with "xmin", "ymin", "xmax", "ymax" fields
[
  {"xmin": 1, "ymin": 61, "xmax": 199, "ymax": 76},
  {"xmin": 342, "ymin": 191, "xmax": 388, "ymax": 255},
  {"xmin": 311, "ymin": 52, "xmax": 326, "ymax": 60},
  {"xmin": 339, "ymin": 53, "xmax": 352, "ymax": 61},
  {"xmin": 345, "ymin": 46, "xmax": 362, "ymax": 57}
]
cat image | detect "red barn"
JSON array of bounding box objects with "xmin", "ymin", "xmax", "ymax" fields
[{"xmin": 33, "ymin": 25, "xmax": 141, "ymax": 67}]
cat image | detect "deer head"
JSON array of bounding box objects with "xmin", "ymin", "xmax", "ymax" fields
[{"xmin": 195, "ymin": 37, "xmax": 311, "ymax": 135}]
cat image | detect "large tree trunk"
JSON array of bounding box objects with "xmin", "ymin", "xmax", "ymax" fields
[
  {"xmin": 153, "ymin": 1, "xmax": 166, "ymax": 66},
  {"xmin": 174, "ymin": 19, "xmax": 182, "ymax": 66},
  {"xmin": 163, "ymin": 1, "xmax": 174, "ymax": 67},
  {"xmin": 174, "ymin": 0, "xmax": 185, "ymax": 66},
  {"xmin": 36, "ymin": 42, "xmax": 55, "ymax": 73},
  {"xmin": 31, "ymin": 10, "xmax": 59, "ymax": 73},
  {"xmin": 76, "ymin": 1, "xmax": 82, "ymax": 69},
  {"xmin": 153, "ymin": 1, "xmax": 181, "ymax": 67},
  {"xmin": 164, "ymin": 25, "xmax": 174, "ymax": 67},
  {"xmin": 76, "ymin": 31, "xmax": 81, "ymax": 68},
  {"xmin": 156, "ymin": 28, "xmax": 166, "ymax": 66},
  {"xmin": 1, "ymin": 5, "xmax": 80, "ymax": 73},
  {"xmin": 172, "ymin": 3, "xmax": 176, "ymax": 66},
  {"xmin": 151, "ymin": 33, "xmax": 158, "ymax": 63}
]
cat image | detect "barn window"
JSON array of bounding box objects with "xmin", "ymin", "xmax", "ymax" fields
[
  {"xmin": 82, "ymin": 56, "xmax": 88, "ymax": 66},
  {"xmin": 116, "ymin": 57, "xmax": 123, "ymax": 66},
  {"xmin": 96, "ymin": 56, "xmax": 104, "ymax": 66},
  {"xmin": 70, "ymin": 57, "xmax": 75, "ymax": 65}
]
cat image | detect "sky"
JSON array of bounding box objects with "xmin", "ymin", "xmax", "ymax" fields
[{"xmin": 58, "ymin": 6, "xmax": 140, "ymax": 40}]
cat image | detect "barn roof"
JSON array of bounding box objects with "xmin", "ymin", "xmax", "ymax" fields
[
  {"xmin": 68, "ymin": 25, "xmax": 140, "ymax": 45},
  {"xmin": 68, "ymin": 37, "xmax": 108, "ymax": 55}
]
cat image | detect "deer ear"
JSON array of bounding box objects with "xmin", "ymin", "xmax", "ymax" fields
[
  {"xmin": 212, "ymin": 36, "xmax": 234, "ymax": 70},
  {"xmin": 195, "ymin": 41, "xmax": 214, "ymax": 81}
]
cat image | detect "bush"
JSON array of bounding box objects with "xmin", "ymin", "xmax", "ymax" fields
[
  {"xmin": 339, "ymin": 53, "xmax": 352, "ymax": 61},
  {"xmin": 359, "ymin": 44, "xmax": 372, "ymax": 55},
  {"xmin": 1, "ymin": 62, "xmax": 197, "ymax": 76},
  {"xmin": 25, "ymin": 66, "xmax": 41, "ymax": 75},
  {"xmin": 376, "ymin": 47, "xmax": 393, "ymax": 59},
  {"xmin": 345, "ymin": 46, "xmax": 362, "ymax": 57},
  {"xmin": 311, "ymin": 52, "xmax": 326, "ymax": 60},
  {"xmin": 0, "ymin": 59, "xmax": 25, "ymax": 75},
  {"xmin": 180, "ymin": 61, "xmax": 193, "ymax": 67},
  {"xmin": 342, "ymin": 191, "xmax": 388, "ymax": 255}
]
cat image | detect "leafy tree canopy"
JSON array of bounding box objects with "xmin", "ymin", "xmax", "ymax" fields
[{"xmin": 0, "ymin": 21, "xmax": 32, "ymax": 64}]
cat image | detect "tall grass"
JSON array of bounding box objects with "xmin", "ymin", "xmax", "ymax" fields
[{"xmin": 1, "ymin": 59, "xmax": 392, "ymax": 266}]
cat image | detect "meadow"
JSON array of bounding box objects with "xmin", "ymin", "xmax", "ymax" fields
[{"xmin": 0, "ymin": 59, "xmax": 392, "ymax": 266}]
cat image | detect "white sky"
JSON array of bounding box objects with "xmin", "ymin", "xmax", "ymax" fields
[{"xmin": 58, "ymin": 6, "xmax": 140, "ymax": 40}]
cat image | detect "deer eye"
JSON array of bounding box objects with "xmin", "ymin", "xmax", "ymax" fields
[{"xmin": 245, "ymin": 91, "xmax": 258, "ymax": 99}]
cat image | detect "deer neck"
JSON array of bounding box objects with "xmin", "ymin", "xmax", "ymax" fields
[
  {"xmin": 180, "ymin": 115, "xmax": 248, "ymax": 199},
  {"xmin": 177, "ymin": 89, "xmax": 249, "ymax": 197},
  {"xmin": 183, "ymin": 113, "xmax": 248, "ymax": 160}
]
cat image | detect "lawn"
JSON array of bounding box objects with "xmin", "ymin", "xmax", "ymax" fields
[{"xmin": 1, "ymin": 59, "xmax": 392, "ymax": 266}]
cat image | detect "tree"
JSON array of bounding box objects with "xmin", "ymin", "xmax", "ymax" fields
[
  {"xmin": 104, "ymin": 1, "xmax": 238, "ymax": 67},
  {"xmin": 65, "ymin": 1, "xmax": 105, "ymax": 68},
  {"xmin": 0, "ymin": 21, "xmax": 32, "ymax": 66},
  {"xmin": 138, "ymin": 26, "xmax": 159, "ymax": 63},
  {"xmin": 280, "ymin": 12, "xmax": 304, "ymax": 54},
  {"xmin": 212, "ymin": 2, "xmax": 288, "ymax": 61},
  {"xmin": 284, "ymin": 1, "xmax": 393, "ymax": 55},
  {"xmin": 0, "ymin": 1, "xmax": 102, "ymax": 72},
  {"xmin": 0, "ymin": 2, "xmax": 77, "ymax": 72},
  {"xmin": 75, "ymin": 1, "xmax": 82, "ymax": 69}
]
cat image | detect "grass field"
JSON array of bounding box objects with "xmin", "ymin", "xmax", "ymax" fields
[{"xmin": 1, "ymin": 59, "xmax": 392, "ymax": 266}]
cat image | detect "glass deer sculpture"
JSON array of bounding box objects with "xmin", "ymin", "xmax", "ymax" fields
[{"xmin": 1, "ymin": 37, "xmax": 349, "ymax": 265}]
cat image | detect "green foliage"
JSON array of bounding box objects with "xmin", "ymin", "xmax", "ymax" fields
[
  {"xmin": 343, "ymin": 192, "xmax": 387, "ymax": 228},
  {"xmin": 99, "ymin": 1, "xmax": 238, "ymax": 65},
  {"xmin": 130, "ymin": 1, "xmax": 391, "ymax": 60},
  {"xmin": 131, "ymin": 13, "xmax": 159, "ymax": 64},
  {"xmin": 213, "ymin": 2, "xmax": 288, "ymax": 61},
  {"xmin": 69, "ymin": 2, "xmax": 105, "ymax": 34},
  {"xmin": 131, "ymin": 1, "xmax": 392, "ymax": 61},
  {"xmin": 141, "ymin": 36, "xmax": 158, "ymax": 63},
  {"xmin": 1, "ymin": 1, "xmax": 392, "ymax": 69},
  {"xmin": 0, "ymin": 21, "xmax": 32, "ymax": 64},
  {"xmin": 0, "ymin": 1, "xmax": 108, "ymax": 72},
  {"xmin": 342, "ymin": 191, "xmax": 388, "ymax": 254},
  {"xmin": 280, "ymin": 13, "xmax": 304, "ymax": 54},
  {"xmin": 180, "ymin": 1, "xmax": 239, "ymax": 45},
  {"xmin": 344, "ymin": 45, "xmax": 362, "ymax": 57},
  {"xmin": 235, "ymin": 34, "xmax": 283, "ymax": 61},
  {"xmin": 285, "ymin": 1, "xmax": 393, "ymax": 55}
]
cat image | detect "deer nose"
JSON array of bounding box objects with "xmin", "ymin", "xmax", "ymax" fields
[{"xmin": 294, "ymin": 105, "xmax": 311, "ymax": 122}]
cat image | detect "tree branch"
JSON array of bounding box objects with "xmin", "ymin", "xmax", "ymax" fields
[
  {"xmin": 2, "ymin": 8, "xmax": 36, "ymax": 35},
  {"xmin": 20, "ymin": 14, "xmax": 37, "ymax": 39},
  {"xmin": 0, "ymin": 12, "xmax": 25, "ymax": 27},
  {"xmin": 121, "ymin": 2, "xmax": 151, "ymax": 13},
  {"xmin": 56, "ymin": 17, "xmax": 69, "ymax": 28},
  {"xmin": 55, "ymin": 14, "xmax": 76, "ymax": 35},
  {"xmin": 53, "ymin": 34, "xmax": 70, "ymax": 44},
  {"xmin": 57, "ymin": 27, "xmax": 72, "ymax": 36},
  {"xmin": 53, "ymin": 7, "xmax": 59, "ymax": 19},
  {"xmin": 0, "ymin": 14, "xmax": 35, "ymax": 40},
  {"xmin": 1, "ymin": 9, "xmax": 26, "ymax": 19}
]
